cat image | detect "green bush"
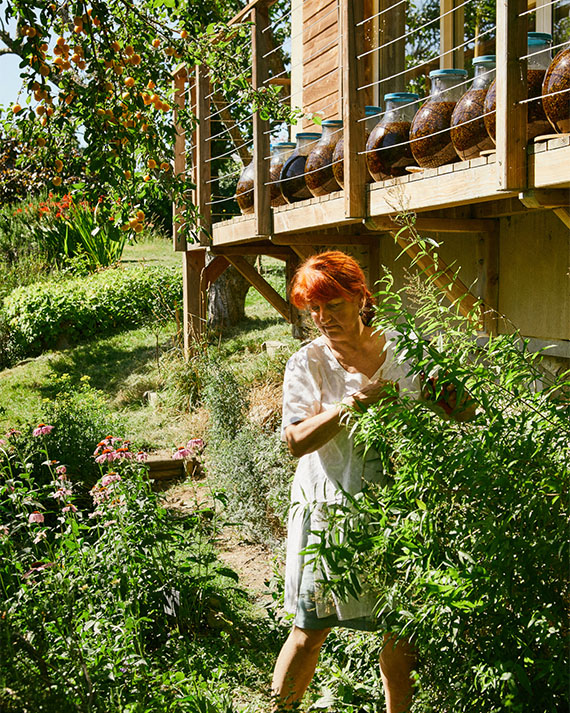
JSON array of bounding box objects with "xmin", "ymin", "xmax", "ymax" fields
[
  {"xmin": 309, "ymin": 269, "xmax": 570, "ymax": 712},
  {"xmin": 3, "ymin": 264, "xmax": 182, "ymax": 358}
]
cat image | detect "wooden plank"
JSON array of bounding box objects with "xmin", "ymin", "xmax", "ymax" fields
[
  {"xmin": 496, "ymin": 0, "xmax": 527, "ymax": 191},
  {"xmin": 211, "ymin": 245, "xmax": 291, "ymax": 258},
  {"xmin": 290, "ymin": 0, "xmax": 304, "ymax": 141},
  {"xmin": 173, "ymin": 69, "xmax": 187, "ymax": 252},
  {"xmin": 303, "ymin": 0, "xmax": 337, "ymax": 25},
  {"xmin": 530, "ymin": 143, "xmax": 570, "ymax": 188},
  {"xmin": 535, "ymin": 0, "xmax": 553, "ymax": 34},
  {"xmin": 225, "ymin": 256, "xmax": 291, "ymax": 321},
  {"xmin": 476, "ymin": 231, "xmax": 499, "ymax": 334},
  {"xmin": 203, "ymin": 255, "xmax": 229, "ymax": 286},
  {"xmin": 304, "ymin": 16, "xmax": 338, "ymax": 50},
  {"xmin": 368, "ymin": 240, "xmax": 381, "ymax": 294},
  {"xmin": 286, "ymin": 254, "xmax": 304, "ymax": 336},
  {"xmin": 291, "ymin": 245, "xmax": 317, "ymax": 260},
  {"xmin": 252, "ymin": 4, "xmax": 272, "ymax": 238},
  {"xmin": 304, "ymin": 47, "xmax": 340, "ymax": 88},
  {"xmin": 211, "ymin": 216, "xmax": 257, "ymax": 245},
  {"xmin": 183, "ymin": 249, "xmax": 207, "ymax": 349},
  {"xmin": 395, "ymin": 231, "xmax": 481, "ymax": 319},
  {"xmin": 228, "ymin": 0, "xmax": 276, "ymax": 27},
  {"xmin": 273, "ymin": 195, "xmax": 357, "ymax": 233},
  {"xmin": 366, "ymin": 216, "xmax": 499, "ymax": 233},
  {"xmin": 342, "ymin": 0, "xmax": 367, "ymax": 218},
  {"xmin": 272, "ymin": 233, "xmax": 372, "ymax": 246},
  {"xmin": 195, "ymin": 64, "xmax": 211, "ymax": 245}
]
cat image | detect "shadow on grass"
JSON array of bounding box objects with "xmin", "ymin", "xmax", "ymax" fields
[
  {"xmin": 213, "ymin": 314, "xmax": 286, "ymax": 341},
  {"xmin": 39, "ymin": 330, "xmax": 165, "ymax": 400}
]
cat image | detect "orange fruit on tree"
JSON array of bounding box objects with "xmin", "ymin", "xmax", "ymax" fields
[
  {"xmin": 147, "ymin": 159, "xmax": 157, "ymax": 169},
  {"xmin": 124, "ymin": 76, "xmax": 135, "ymax": 88},
  {"xmin": 37, "ymin": 137, "xmax": 46, "ymax": 147},
  {"xmin": 130, "ymin": 54, "xmax": 141, "ymax": 66},
  {"xmin": 151, "ymin": 38, "xmax": 160, "ymax": 48},
  {"xmin": 136, "ymin": 209, "xmax": 145, "ymax": 220},
  {"xmin": 53, "ymin": 176, "xmax": 62, "ymax": 186},
  {"xmin": 39, "ymin": 65, "xmax": 50, "ymax": 77},
  {"xmin": 55, "ymin": 159, "xmax": 63, "ymax": 172},
  {"xmin": 160, "ymin": 162, "xmax": 171, "ymax": 172},
  {"xmin": 111, "ymin": 41, "xmax": 121, "ymax": 52},
  {"xmin": 147, "ymin": 80, "xmax": 156, "ymax": 90},
  {"xmin": 124, "ymin": 170, "xmax": 132, "ymax": 179},
  {"xmin": 180, "ymin": 29, "xmax": 188, "ymax": 39},
  {"xmin": 12, "ymin": 103, "xmax": 22, "ymax": 114}
]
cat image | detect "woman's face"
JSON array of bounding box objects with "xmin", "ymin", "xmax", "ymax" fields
[{"xmin": 308, "ymin": 295, "xmax": 362, "ymax": 338}]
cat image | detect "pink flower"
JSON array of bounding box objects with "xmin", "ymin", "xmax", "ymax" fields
[
  {"xmin": 114, "ymin": 447, "xmax": 133, "ymax": 459},
  {"xmin": 103, "ymin": 520, "xmax": 117, "ymax": 527},
  {"xmin": 88, "ymin": 510, "xmax": 102, "ymax": 519},
  {"xmin": 172, "ymin": 446, "xmax": 191, "ymax": 460},
  {"xmin": 5, "ymin": 429, "xmax": 21, "ymax": 439},
  {"xmin": 42, "ymin": 459, "xmax": 59, "ymax": 467},
  {"xmin": 28, "ymin": 511, "xmax": 45, "ymax": 524},
  {"xmin": 33, "ymin": 530, "xmax": 47, "ymax": 543},
  {"xmin": 0, "ymin": 439, "xmax": 6, "ymax": 447},
  {"xmin": 135, "ymin": 451, "xmax": 148, "ymax": 462},
  {"xmin": 51, "ymin": 486, "xmax": 73, "ymax": 500},
  {"xmin": 186, "ymin": 438, "xmax": 204, "ymax": 453},
  {"xmin": 33, "ymin": 423, "xmax": 54, "ymax": 437},
  {"xmin": 56, "ymin": 465, "xmax": 67, "ymax": 477},
  {"xmin": 95, "ymin": 448, "xmax": 117, "ymax": 463},
  {"xmin": 90, "ymin": 485, "xmax": 107, "ymax": 505},
  {"xmin": 101, "ymin": 472, "xmax": 121, "ymax": 487},
  {"xmin": 62, "ymin": 503, "xmax": 77, "ymax": 513}
]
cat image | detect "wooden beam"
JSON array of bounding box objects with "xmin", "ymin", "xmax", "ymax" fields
[
  {"xmin": 366, "ymin": 216, "xmax": 499, "ymax": 233},
  {"xmin": 195, "ymin": 64, "xmax": 212, "ymax": 245},
  {"xmin": 173, "ymin": 70, "xmax": 187, "ymax": 252},
  {"xmin": 203, "ymin": 255, "xmax": 229, "ymax": 287},
  {"xmin": 395, "ymin": 230, "xmax": 481, "ymax": 319},
  {"xmin": 225, "ymin": 255, "xmax": 291, "ymax": 321},
  {"xmin": 252, "ymin": 3, "xmax": 272, "ymax": 238},
  {"xmin": 211, "ymin": 245, "xmax": 291, "ymax": 259},
  {"xmin": 228, "ymin": 0, "xmax": 276, "ymax": 27},
  {"xmin": 518, "ymin": 189, "xmax": 570, "ymax": 209},
  {"xmin": 183, "ymin": 249, "xmax": 207, "ymax": 351},
  {"xmin": 535, "ymin": 0, "xmax": 553, "ymax": 35},
  {"xmin": 286, "ymin": 254, "xmax": 304, "ymax": 337},
  {"xmin": 272, "ymin": 233, "xmax": 373, "ymax": 246},
  {"xmin": 291, "ymin": 245, "xmax": 317, "ymax": 261},
  {"xmin": 342, "ymin": 0, "xmax": 367, "ymax": 219},
  {"xmin": 496, "ymin": 0, "xmax": 527, "ymax": 191},
  {"xmin": 553, "ymin": 208, "xmax": 570, "ymax": 229}
]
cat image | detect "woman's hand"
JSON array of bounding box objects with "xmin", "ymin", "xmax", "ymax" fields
[{"xmin": 344, "ymin": 378, "xmax": 399, "ymax": 411}]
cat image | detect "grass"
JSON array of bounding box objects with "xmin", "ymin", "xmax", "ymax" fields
[{"xmin": 0, "ymin": 235, "xmax": 300, "ymax": 451}]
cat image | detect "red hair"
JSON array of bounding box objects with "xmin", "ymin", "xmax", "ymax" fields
[{"xmin": 289, "ymin": 250, "xmax": 373, "ymax": 310}]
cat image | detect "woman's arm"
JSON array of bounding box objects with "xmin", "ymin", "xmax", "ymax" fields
[{"xmin": 284, "ymin": 379, "xmax": 396, "ymax": 458}]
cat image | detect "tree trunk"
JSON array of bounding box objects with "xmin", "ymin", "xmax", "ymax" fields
[{"xmin": 207, "ymin": 257, "xmax": 252, "ymax": 329}]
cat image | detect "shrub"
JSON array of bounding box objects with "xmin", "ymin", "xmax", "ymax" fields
[
  {"xmin": 3, "ymin": 264, "xmax": 182, "ymax": 358},
  {"xmin": 203, "ymin": 361, "xmax": 249, "ymax": 440},
  {"xmin": 0, "ymin": 428, "xmax": 254, "ymax": 711},
  {"xmin": 309, "ymin": 269, "xmax": 570, "ymax": 713}
]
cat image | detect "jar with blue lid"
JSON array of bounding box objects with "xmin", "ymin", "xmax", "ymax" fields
[
  {"xmin": 484, "ymin": 33, "xmax": 553, "ymax": 142},
  {"xmin": 270, "ymin": 142, "xmax": 296, "ymax": 207},
  {"xmin": 410, "ymin": 68, "xmax": 468, "ymax": 168},
  {"xmin": 279, "ymin": 132, "xmax": 321, "ymax": 203},
  {"xmin": 305, "ymin": 120, "xmax": 343, "ymax": 197},
  {"xmin": 332, "ymin": 106, "xmax": 382, "ymax": 188},
  {"xmin": 451, "ymin": 56, "xmax": 496, "ymax": 160},
  {"xmin": 366, "ymin": 93, "xmax": 419, "ymax": 180}
]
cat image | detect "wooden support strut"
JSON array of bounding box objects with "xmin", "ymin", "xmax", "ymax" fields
[
  {"xmin": 224, "ymin": 255, "xmax": 291, "ymax": 322},
  {"xmin": 252, "ymin": 3, "xmax": 272, "ymax": 238},
  {"xmin": 173, "ymin": 68, "xmax": 187, "ymax": 252},
  {"xmin": 341, "ymin": 0, "xmax": 367, "ymax": 219},
  {"xmin": 195, "ymin": 64, "xmax": 212, "ymax": 245},
  {"xmin": 183, "ymin": 249, "xmax": 207, "ymax": 353}
]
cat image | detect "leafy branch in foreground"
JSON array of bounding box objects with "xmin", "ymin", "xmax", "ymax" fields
[{"xmin": 308, "ymin": 254, "xmax": 569, "ymax": 712}]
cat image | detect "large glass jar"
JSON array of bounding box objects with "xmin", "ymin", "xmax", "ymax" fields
[
  {"xmin": 410, "ymin": 69, "xmax": 467, "ymax": 168},
  {"xmin": 269, "ymin": 142, "xmax": 295, "ymax": 207},
  {"xmin": 542, "ymin": 46, "xmax": 570, "ymax": 134},
  {"xmin": 305, "ymin": 120, "xmax": 343, "ymax": 197},
  {"xmin": 366, "ymin": 93, "xmax": 419, "ymax": 180},
  {"xmin": 332, "ymin": 106, "xmax": 381, "ymax": 188},
  {"xmin": 279, "ymin": 132, "xmax": 321, "ymax": 204},
  {"xmin": 484, "ymin": 32, "xmax": 553, "ymax": 142},
  {"xmin": 235, "ymin": 160, "xmax": 254, "ymax": 215},
  {"xmin": 450, "ymin": 56, "xmax": 496, "ymax": 160}
]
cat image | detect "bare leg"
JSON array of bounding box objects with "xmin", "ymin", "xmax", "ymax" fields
[
  {"xmin": 271, "ymin": 625, "xmax": 330, "ymax": 711},
  {"xmin": 379, "ymin": 633, "xmax": 416, "ymax": 713}
]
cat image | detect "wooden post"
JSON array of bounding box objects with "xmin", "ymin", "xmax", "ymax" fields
[
  {"xmin": 286, "ymin": 254, "xmax": 304, "ymax": 338},
  {"xmin": 183, "ymin": 249, "xmax": 207, "ymax": 353},
  {"xmin": 342, "ymin": 0, "xmax": 367, "ymax": 219},
  {"xmin": 252, "ymin": 3, "xmax": 272, "ymax": 238},
  {"xmin": 378, "ymin": 0, "xmax": 406, "ymax": 95},
  {"xmin": 535, "ymin": 0, "xmax": 553, "ymax": 35},
  {"xmin": 195, "ymin": 64, "xmax": 212, "ymax": 245},
  {"xmin": 440, "ymin": 0, "xmax": 465, "ymax": 69},
  {"xmin": 496, "ymin": 0, "xmax": 528, "ymax": 191},
  {"xmin": 173, "ymin": 68, "xmax": 187, "ymax": 252}
]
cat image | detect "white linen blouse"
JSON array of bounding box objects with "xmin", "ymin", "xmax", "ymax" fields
[{"xmin": 281, "ymin": 331, "xmax": 420, "ymax": 620}]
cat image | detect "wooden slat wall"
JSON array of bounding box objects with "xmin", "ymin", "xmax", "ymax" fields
[{"xmin": 302, "ymin": 0, "xmax": 341, "ymax": 127}]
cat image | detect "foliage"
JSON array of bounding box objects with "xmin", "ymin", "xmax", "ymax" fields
[
  {"xmin": 0, "ymin": 425, "xmax": 266, "ymax": 712},
  {"xmin": 3, "ymin": 263, "xmax": 182, "ymax": 359},
  {"xmin": 1, "ymin": 0, "xmax": 296, "ymax": 237},
  {"xmin": 203, "ymin": 361, "xmax": 249, "ymax": 441},
  {"xmin": 308, "ymin": 257, "xmax": 570, "ymax": 712}
]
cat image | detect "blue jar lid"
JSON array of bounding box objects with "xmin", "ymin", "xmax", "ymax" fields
[
  {"xmin": 274, "ymin": 142, "xmax": 296, "ymax": 148},
  {"xmin": 429, "ymin": 68, "xmax": 468, "ymax": 77},
  {"xmin": 296, "ymin": 132, "xmax": 321, "ymax": 139},
  {"xmin": 384, "ymin": 92, "xmax": 419, "ymax": 101},
  {"xmin": 322, "ymin": 119, "xmax": 343, "ymax": 126},
  {"xmin": 473, "ymin": 55, "xmax": 496, "ymax": 64},
  {"xmin": 365, "ymin": 105, "xmax": 382, "ymax": 114},
  {"xmin": 528, "ymin": 32, "xmax": 552, "ymax": 44}
]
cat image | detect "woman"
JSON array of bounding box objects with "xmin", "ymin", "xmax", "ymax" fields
[{"xmin": 272, "ymin": 251, "xmax": 418, "ymax": 712}]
